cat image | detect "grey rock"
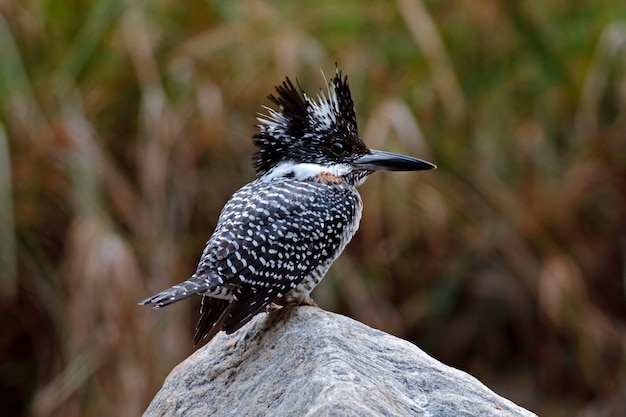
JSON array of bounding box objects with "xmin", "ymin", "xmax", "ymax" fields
[{"xmin": 145, "ymin": 307, "xmax": 536, "ymax": 417}]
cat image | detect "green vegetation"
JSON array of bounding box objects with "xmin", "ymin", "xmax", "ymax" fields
[{"xmin": 1, "ymin": 1, "xmax": 625, "ymax": 415}]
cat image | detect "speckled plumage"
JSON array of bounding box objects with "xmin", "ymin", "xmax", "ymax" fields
[{"xmin": 140, "ymin": 69, "xmax": 435, "ymax": 344}]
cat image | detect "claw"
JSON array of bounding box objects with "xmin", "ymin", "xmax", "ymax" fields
[
  {"xmin": 266, "ymin": 302, "xmax": 284, "ymax": 313},
  {"xmin": 299, "ymin": 296, "xmax": 317, "ymax": 307}
]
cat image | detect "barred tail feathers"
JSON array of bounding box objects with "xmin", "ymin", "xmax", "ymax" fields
[
  {"xmin": 194, "ymin": 296, "xmax": 230, "ymax": 345},
  {"xmin": 139, "ymin": 279, "xmax": 211, "ymax": 308}
]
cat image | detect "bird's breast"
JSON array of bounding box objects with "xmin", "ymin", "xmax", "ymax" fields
[{"xmin": 285, "ymin": 183, "xmax": 363, "ymax": 303}]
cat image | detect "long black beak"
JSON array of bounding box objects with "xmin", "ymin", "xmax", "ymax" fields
[{"xmin": 354, "ymin": 149, "xmax": 436, "ymax": 171}]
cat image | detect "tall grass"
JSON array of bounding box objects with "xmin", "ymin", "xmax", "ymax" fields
[{"xmin": 1, "ymin": 0, "xmax": 625, "ymax": 416}]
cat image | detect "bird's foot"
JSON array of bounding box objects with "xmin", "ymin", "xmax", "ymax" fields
[
  {"xmin": 274, "ymin": 295, "xmax": 318, "ymax": 308},
  {"xmin": 266, "ymin": 302, "xmax": 284, "ymax": 313},
  {"xmin": 297, "ymin": 296, "xmax": 318, "ymax": 307}
]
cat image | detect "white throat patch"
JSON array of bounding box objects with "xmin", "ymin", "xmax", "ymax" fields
[{"xmin": 262, "ymin": 161, "xmax": 353, "ymax": 181}]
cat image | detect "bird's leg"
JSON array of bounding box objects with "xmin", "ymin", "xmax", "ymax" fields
[
  {"xmin": 273, "ymin": 294, "xmax": 318, "ymax": 308},
  {"xmin": 298, "ymin": 296, "xmax": 318, "ymax": 307},
  {"xmin": 265, "ymin": 302, "xmax": 284, "ymax": 313}
]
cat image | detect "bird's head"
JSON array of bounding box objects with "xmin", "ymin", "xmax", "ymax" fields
[{"xmin": 253, "ymin": 69, "xmax": 435, "ymax": 185}]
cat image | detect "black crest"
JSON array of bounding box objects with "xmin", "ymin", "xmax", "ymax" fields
[{"xmin": 252, "ymin": 69, "xmax": 359, "ymax": 176}]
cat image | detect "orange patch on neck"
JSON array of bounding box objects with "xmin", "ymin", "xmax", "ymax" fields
[{"xmin": 314, "ymin": 172, "xmax": 345, "ymax": 184}]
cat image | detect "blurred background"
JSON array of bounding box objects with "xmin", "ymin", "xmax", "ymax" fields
[{"xmin": 1, "ymin": 0, "xmax": 625, "ymax": 416}]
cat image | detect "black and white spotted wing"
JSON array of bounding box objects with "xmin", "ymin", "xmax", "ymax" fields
[
  {"xmin": 199, "ymin": 177, "xmax": 359, "ymax": 335},
  {"xmin": 141, "ymin": 176, "xmax": 361, "ymax": 341}
]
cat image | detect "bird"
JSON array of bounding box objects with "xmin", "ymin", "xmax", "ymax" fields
[{"xmin": 140, "ymin": 69, "xmax": 436, "ymax": 345}]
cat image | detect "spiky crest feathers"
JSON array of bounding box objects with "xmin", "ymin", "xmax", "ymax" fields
[{"xmin": 252, "ymin": 70, "xmax": 361, "ymax": 176}]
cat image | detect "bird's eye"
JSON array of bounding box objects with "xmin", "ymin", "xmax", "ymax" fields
[{"xmin": 331, "ymin": 141, "xmax": 345, "ymax": 155}]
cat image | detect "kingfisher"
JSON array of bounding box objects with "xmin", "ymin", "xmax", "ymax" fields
[{"xmin": 140, "ymin": 69, "xmax": 435, "ymax": 344}]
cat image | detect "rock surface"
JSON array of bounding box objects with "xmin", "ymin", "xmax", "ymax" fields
[{"xmin": 145, "ymin": 307, "xmax": 536, "ymax": 417}]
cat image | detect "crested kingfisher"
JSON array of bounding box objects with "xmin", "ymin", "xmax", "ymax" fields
[{"xmin": 140, "ymin": 69, "xmax": 435, "ymax": 344}]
